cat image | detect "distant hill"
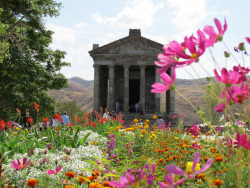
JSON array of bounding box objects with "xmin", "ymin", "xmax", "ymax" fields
[
  {"xmin": 47, "ymin": 77, "xmax": 208, "ymax": 126},
  {"xmin": 70, "ymin": 77, "xmax": 94, "ymax": 88}
]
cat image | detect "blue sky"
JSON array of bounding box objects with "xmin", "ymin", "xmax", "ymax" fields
[{"xmin": 46, "ymin": 0, "xmax": 250, "ymax": 80}]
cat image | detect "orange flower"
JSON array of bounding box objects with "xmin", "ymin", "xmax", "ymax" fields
[
  {"xmin": 141, "ymin": 130, "xmax": 146, "ymax": 134},
  {"xmin": 214, "ymin": 156, "xmax": 223, "ymax": 162},
  {"xmin": 65, "ymin": 186, "xmax": 74, "ymax": 188},
  {"xmin": 65, "ymin": 172, "xmax": 75, "ymax": 178},
  {"xmin": 213, "ymin": 179, "xmax": 223, "ymax": 186},
  {"xmin": 89, "ymin": 183, "xmax": 102, "ymax": 188},
  {"xmin": 27, "ymin": 179, "xmax": 38, "ymax": 187},
  {"xmin": 86, "ymin": 176, "xmax": 93, "ymax": 182},
  {"xmin": 92, "ymin": 171, "xmax": 100, "ymax": 179},
  {"xmin": 153, "ymin": 115, "xmax": 157, "ymax": 119},
  {"xmin": 133, "ymin": 119, "xmax": 138, "ymax": 123},
  {"xmin": 103, "ymin": 181, "xmax": 114, "ymax": 187},
  {"xmin": 197, "ymin": 174, "xmax": 206, "ymax": 179},
  {"xmin": 77, "ymin": 176, "xmax": 86, "ymax": 184}
]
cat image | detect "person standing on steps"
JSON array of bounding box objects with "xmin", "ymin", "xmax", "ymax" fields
[{"xmin": 116, "ymin": 100, "xmax": 119, "ymax": 114}]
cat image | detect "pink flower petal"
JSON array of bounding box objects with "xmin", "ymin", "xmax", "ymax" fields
[
  {"xmin": 194, "ymin": 159, "xmax": 213, "ymax": 175},
  {"xmin": 46, "ymin": 170, "xmax": 56, "ymax": 175},
  {"xmin": 165, "ymin": 164, "xmax": 186, "ymax": 176},
  {"xmin": 246, "ymin": 37, "xmax": 250, "ymax": 45},
  {"xmin": 56, "ymin": 166, "xmax": 62, "ymax": 173},
  {"xmin": 192, "ymin": 152, "xmax": 200, "ymax": 172}
]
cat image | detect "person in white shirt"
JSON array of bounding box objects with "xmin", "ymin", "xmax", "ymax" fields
[
  {"xmin": 103, "ymin": 108, "xmax": 109, "ymax": 119},
  {"xmin": 39, "ymin": 121, "xmax": 43, "ymax": 131},
  {"xmin": 52, "ymin": 115, "xmax": 59, "ymax": 128}
]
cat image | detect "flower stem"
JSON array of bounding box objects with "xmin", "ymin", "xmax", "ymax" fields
[{"xmin": 174, "ymin": 89, "xmax": 197, "ymax": 112}]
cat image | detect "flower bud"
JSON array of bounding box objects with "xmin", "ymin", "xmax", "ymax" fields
[
  {"xmin": 238, "ymin": 42, "xmax": 245, "ymax": 51},
  {"xmin": 206, "ymin": 77, "xmax": 211, "ymax": 82},
  {"xmin": 224, "ymin": 51, "xmax": 230, "ymax": 58}
]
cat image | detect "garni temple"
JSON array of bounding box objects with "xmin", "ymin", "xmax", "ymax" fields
[{"xmin": 89, "ymin": 29, "xmax": 175, "ymax": 121}]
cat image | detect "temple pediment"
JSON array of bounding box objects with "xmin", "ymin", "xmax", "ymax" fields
[{"xmin": 89, "ymin": 30, "xmax": 163, "ymax": 57}]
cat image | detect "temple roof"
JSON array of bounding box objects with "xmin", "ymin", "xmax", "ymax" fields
[{"xmin": 89, "ymin": 29, "xmax": 164, "ymax": 58}]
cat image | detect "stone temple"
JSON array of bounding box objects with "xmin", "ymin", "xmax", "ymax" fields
[{"xmin": 89, "ymin": 29, "xmax": 175, "ymax": 120}]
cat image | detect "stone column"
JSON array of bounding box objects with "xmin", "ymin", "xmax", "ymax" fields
[
  {"xmin": 108, "ymin": 64, "xmax": 115, "ymax": 111},
  {"xmin": 166, "ymin": 68, "xmax": 175, "ymax": 115},
  {"xmin": 123, "ymin": 64, "xmax": 130, "ymax": 112},
  {"xmin": 93, "ymin": 64, "xmax": 100, "ymax": 111},
  {"xmin": 140, "ymin": 64, "xmax": 146, "ymax": 113},
  {"xmin": 155, "ymin": 67, "xmax": 160, "ymax": 113}
]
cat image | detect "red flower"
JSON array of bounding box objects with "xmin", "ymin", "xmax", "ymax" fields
[
  {"xmin": 43, "ymin": 118, "xmax": 49, "ymax": 125},
  {"xmin": 16, "ymin": 108, "xmax": 21, "ymax": 113},
  {"xmin": 34, "ymin": 102, "xmax": 39, "ymax": 112},
  {"xmin": 28, "ymin": 118, "xmax": 33, "ymax": 124},
  {"xmin": 0, "ymin": 120, "xmax": 5, "ymax": 130},
  {"xmin": 54, "ymin": 113, "xmax": 62, "ymax": 122},
  {"xmin": 92, "ymin": 123, "xmax": 97, "ymax": 128}
]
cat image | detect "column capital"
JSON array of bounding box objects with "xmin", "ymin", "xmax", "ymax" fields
[
  {"xmin": 123, "ymin": 63, "xmax": 130, "ymax": 69},
  {"xmin": 139, "ymin": 64, "xmax": 146, "ymax": 69},
  {"xmin": 93, "ymin": 64, "xmax": 100, "ymax": 69},
  {"xmin": 108, "ymin": 64, "xmax": 115, "ymax": 69}
]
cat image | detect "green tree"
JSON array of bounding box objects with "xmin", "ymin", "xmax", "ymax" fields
[
  {"xmin": 55, "ymin": 102, "xmax": 84, "ymax": 119},
  {"xmin": 0, "ymin": 0, "xmax": 70, "ymax": 120}
]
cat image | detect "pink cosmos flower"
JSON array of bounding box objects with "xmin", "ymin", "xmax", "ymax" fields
[
  {"xmin": 109, "ymin": 167, "xmax": 145, "ymax": 188},
  {"xmin": 46, "ymin": 166, "xmax": 62, "ymax": 175},
  {"xmin": 192, "ymin": 143, "xmax": 202, "ymax": 150},
  {"xmin": 235, "ymin": 132, "xmax": 250, "ymax": 150},
  {"xmin": 165, "ymin": 152, "xmax": 213, "ymax": 179},
  {"xmin": 176, "ymin": 30, "xmax": 206, "ymax": 65},
  {"xmin": 216, "ymin": 126, "xmax": 221, "ymax": 132},
  {"xmin": 188, "ymin": 124, "xmax": 201, "ymax": 137},
  {"xmin": 151, "ymin": 67, "xmax": 176, "ymax": 93},
  {"xmin": 215, "ymin": 103, "xmax": 226, "ymax": 112},
  {"xmin": 246, "ymin": 37, "xmax": 250, "ymax": 45},
  {"xmin": 158, "ymin": 172, "xmax": 186, "ymax": 188},
  {"xmin": 11, "ymin": 158, "xmax": 30, "ymax": 170},
  {"xmin": 214, "ymin": 67, "xmax": 247, "ymax": 85},
  {"xmin": 203, "ymin": 18, "xmax": 227, "ymax": 47},
  {"xmin": 231, "ymin": 83, "xmax": 250, "ymax": 103}
]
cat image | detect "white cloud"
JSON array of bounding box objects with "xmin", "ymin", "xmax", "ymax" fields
[
  {"xmin": 91, "ymin": 0, "xmax": 164, "ymax": 29},
  {"xmin": 167, "ymin": 0, "xmax": 208, "ymax": 40},
  {"xmin": 46, "ymin": 23, "xmax": 76, "ymax": 47}
]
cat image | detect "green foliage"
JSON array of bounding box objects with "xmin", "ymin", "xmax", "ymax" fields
[
  {"xmin": 0, "ymin": 0, "xmax": 70, "ymax": 120},
  {"xmin": 55, "ymin": 101, "xmax": 84, "ymax": 118},
  {"xmin": 200, "ymin": 82, "xmax": 224, "ymax": 125}
]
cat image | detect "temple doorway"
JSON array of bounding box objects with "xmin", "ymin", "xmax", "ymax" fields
[{"xmin": 129, "ymin": 79, "xmax": 140, "ymax": 112}]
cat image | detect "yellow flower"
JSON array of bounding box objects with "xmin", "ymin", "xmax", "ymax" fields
[
  {"xmin": 144, "ymin": 125, "xmax": 149, "ymax": 129},
  {"xmin": 13, "ymin": 132, "xmax": 17, "ymax": 135},
  {"xmin": 139, "ymin": 125, "xmax": 143, "ymax": 129},
  {"xmin": 174, "ymin": 137, "xmax": 178, "ymax": 140},
  {"xmin": 140, "ymin": 135, "xmax": 144, "ymax": 137},
  {"xmin": 16, "ymin": 127, "xmax": 20, "ymax": 131},
  {"xmin": 133, "ymin": 119, "xmax": 138, "ymax": 123},
  {"xmin": 25, "ymin": 129, "xmax": 28, "ymax": 133},
  {"xmin": 186, "ymin": 162, "xmax": 200, "ymax": 174},
  {"xmin": 145, "ymin": 119, "xmax": 150, "ymax": 123},
  {"xmin": 153, "ymin": 115, "xmax": 157, "ymax": 119}
]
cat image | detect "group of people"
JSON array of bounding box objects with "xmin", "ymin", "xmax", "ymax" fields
[
  {"xmin": 103, "ymin": 108, "xmax": 117, "ymax": 120},
  {"xmin": 20, "ymin": 111, "xmax": 70, "ymax": 131}
]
